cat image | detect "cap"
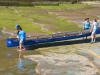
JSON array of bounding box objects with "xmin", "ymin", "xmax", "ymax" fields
[{"xmin": 15, "ymin": 24, "xmax": 20, "ymax": 28}]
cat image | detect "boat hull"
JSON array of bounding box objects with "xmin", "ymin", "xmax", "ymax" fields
[{"xmin": 6, "ymin": 29, "xmax": 100, "ymax": 47}]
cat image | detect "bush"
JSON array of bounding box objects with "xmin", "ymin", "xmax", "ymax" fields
[
  {"xmin": 0, "ymin": 1, "xmax": 34, "ymax": 6},
  {"xmin": 33, "ymin": 2, "xmax": 59, "ymax": 6},
  {"xmin": 0, "ymin": 1, "xmax": 59, "ymax": 6}
]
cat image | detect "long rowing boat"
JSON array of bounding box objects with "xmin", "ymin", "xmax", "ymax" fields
[{"xmin": 6, "ymin": 29, "xmax": 100, "ymax": 47}]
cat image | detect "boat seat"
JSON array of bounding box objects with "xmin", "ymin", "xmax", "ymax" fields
[
  {"xmin": 81, "ymin": 29, "xmax": 90, "ymax": 34},
  {"xmin": 52, "ymin": 33, "xmax": 66, "ymax": 38},
  {"xmin": 26, "ymin": 36, "xmax": 38, "ymax": 40},
  {"xmin": 66, "ymin": 31, "xmax": 81, "ymax": 36},
  {"xmin": 37, "ymin": 35, "xmax": 52, "ymax": 39}
]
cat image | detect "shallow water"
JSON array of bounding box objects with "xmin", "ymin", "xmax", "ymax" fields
[{"xmin": 0, "ymin": 34, "xmax": 38, "ymax": 75}]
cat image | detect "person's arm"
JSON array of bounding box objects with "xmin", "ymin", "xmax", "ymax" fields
[
  {"xmin": 83, "ymin": 25, "xmax": 85, "ymax": 29},
  {"xmin": 17, "ymin": 35, "xmax": 19, "ymax": 39},
  {"xmin": 90, "ymin": 24, "xmax": 94, "ymax": 32},
  {"xmin": 89, "ymin": 22, "xmax": 91, "ymax": 28},
  {"xmin": 17, "ymin": 31, "xmax": 20, "ymax": 40},
  {"xmin": 98, "ymin": 23, "xmax": 100, "ymax": 29},
  {"xmin": 83, "ymin": 22, "xmax": 85, "ymax": 30}
]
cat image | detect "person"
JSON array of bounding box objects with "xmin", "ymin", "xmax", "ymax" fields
[
  {"xmin": 15, "ymin": 24, "xmax": 26, "ymax": 51},
  {"xmin": 90, "ymin": 19, "xmax": 98, "ymax": 43},
  {"xmin": 83, "ymin": 18, "xmax": 91, "ymax": 39}
]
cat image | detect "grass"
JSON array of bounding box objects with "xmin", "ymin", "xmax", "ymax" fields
[
  {"xmin": 0, "ymin": 4, "xmax": 96, "ymax": 34},
  {"xmin": 11, "ymin": 6, "xmax": 82, "ymax": 32},
  {"xmin": 37, "ymin": 4, "xmax": 94, "ymax": 10},
  {"xmin": 0, "ymin": 7, "xmax": 48, "ymax": 33}
]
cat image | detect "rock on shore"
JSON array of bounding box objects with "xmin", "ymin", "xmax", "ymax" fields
[{"xmin": 24, "ymin": 53, "xmax": 99, "ymax": 75}]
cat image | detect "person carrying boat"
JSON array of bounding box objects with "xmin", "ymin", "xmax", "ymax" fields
[
  {"xmin": 90, "ymin": 19, "xmax": 99, "ymax": 43},
  {"xmin": 83, "ymin": 18, "xmax": 91, "ymax": 39},
  {"xmin": 15, "ymin": 24, "xmax": 26, "ymax": 51}
]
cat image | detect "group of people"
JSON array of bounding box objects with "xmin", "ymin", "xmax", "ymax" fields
[
  {"xmin": 83, "ymin": 18, "xmax": 99, "ymax": 43},
  {"xmin": 15, "ymin": 18, "xmax": 99, "ymax": 51}
]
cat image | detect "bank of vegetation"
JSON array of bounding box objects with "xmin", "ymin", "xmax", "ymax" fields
[
  {"xmin": 1, "ymin": 4, "xmax": 90, "ymax": 34},
  {"xmin": 0, "ymin": 0, "xmax": 99, "ymax": 6},
  {"xmin": 0, "ymin": 1, "xmax": 98, "ymax": 34}
]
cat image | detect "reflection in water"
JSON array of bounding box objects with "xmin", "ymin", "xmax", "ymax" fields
[
  {"xmin": 16, "ymin": 51, "xmax": 37, "ymax": 75},
  {"xmin": 17, "ymin": 51, "xmax": 23, "ymax": 69}
]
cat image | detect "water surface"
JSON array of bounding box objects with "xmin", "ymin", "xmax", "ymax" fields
[{"xmin": 0, "ymin": 33, "xmax": 38, "ymax": 75}]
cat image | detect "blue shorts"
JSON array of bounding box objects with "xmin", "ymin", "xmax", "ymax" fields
[
  {"xmin": 20, "ymin": 39, "xmax": 25, "ymax": 43},
  {"xmin": 92, "ymin": 29, "xmax": 97, "ymax": 34}
]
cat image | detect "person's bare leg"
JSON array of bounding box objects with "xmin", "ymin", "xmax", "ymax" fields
[
  {"xmin": 93, "ymin": 34, "xmax": 96, "ymax": 42},
  {"xmin": 21, "ymin": 43, "xmax": 26, "ymax": 50},
  {"xmin": 19, "ymin": 42, "xmax": 23, "ymax": 51},
  {"xmin": 86, "ymin": 36, "xmax": 87, "ymax": 40},
  {"xmin": 91, "ymin": 33, "xmax": 94, "ymax": 42}
]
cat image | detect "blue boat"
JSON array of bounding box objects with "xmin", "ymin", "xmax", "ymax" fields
[{"xmin": 6, "ymin": 29, "xmax": 100, "ymax": 47}]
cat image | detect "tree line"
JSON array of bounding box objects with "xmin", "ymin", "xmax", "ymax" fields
[
  {"xmin": 0, "ymin": 0, "xmax": 99, "ymax": 3},
  {"xmin": 0, "ymin": 0, "xmax": 99, "ymax": 6}
]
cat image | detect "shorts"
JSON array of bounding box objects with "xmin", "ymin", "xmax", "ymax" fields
[
  {"xmin": 92, "ymin": 29, "xmax": 97, "ymax": 34},
  {"xmin": 20, "ymin": 39, "xmax": 25, "ymax": 43}
]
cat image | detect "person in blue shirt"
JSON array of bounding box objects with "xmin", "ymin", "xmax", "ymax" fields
[
  {"xmin": 83, "ymin": 18, "xmax": 90, "ymax": 30},
  {"xmin": 15, "ymin": 24, "xmax": 26, "ymax": 51},
  {"xmin": 83, "ymin": 18, "xmax": 91, "ymax": 39},
  {"xmin": 90, "ymin": 19, "xmax": 98, "ymax": 43}
]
